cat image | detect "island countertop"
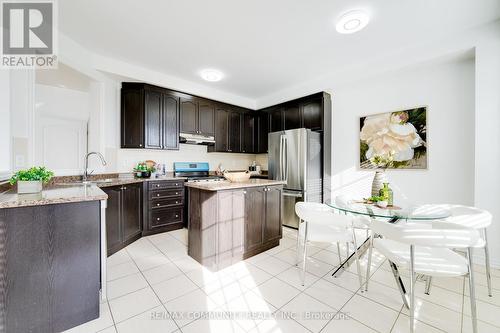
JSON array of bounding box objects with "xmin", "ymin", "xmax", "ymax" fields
[
  {"xmin": 184, "ymin": 179, "xmax": 286, "ymax": 191},
  {"xmin": 0, "ymin": 184, "xmax": 108, "ymax": 209}
]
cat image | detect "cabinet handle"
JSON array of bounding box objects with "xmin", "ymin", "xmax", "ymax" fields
[
  {"xmin": 157, "ymin": 194, "xmax": 160, "ymax": 197},
  {"xmin": 175, "ymin": 183, "xmax": 178, "ymax": 186},
  {"xmin": 243, "ymin": 190, "xmax": 247, "ymax": 194},
  {"xmin": 139, "ymin": 144, "xmax": 142, "ymax": 147},
  {"xmin": 175, "ymin": 214, "xmax": 179, "ymax": 218},
  {"xmin": 156, "ymin": 184, "xmax": 160, "ymax": 187},
  {"xmin": 123, "ymin": 187, "xmax": 127, "ymax": 190},
  {"xmin": 175, "ymin": 201, "xmax": 179, "ymax": 204},
  {"xmin": 157, "ymin": 218, "xmax": 160, "ymax": 221},
  {"xmin": 157, "ymin": 203, "xmax": 160, "ymax": 206},
  {"xmin": 175, "ymin": 192, "xmax": 179, "ymax": 195}
]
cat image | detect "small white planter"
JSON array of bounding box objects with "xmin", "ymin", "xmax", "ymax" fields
[{"xmin": 17, "ymin": 180, "xmax": 43, "ymax": 194}]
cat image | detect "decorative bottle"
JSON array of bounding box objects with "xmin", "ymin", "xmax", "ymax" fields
[{"xmin": 379, "ymin": 183, "xmax": 394, "ymax": 206}]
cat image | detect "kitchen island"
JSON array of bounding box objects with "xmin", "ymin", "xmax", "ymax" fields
[
  {"xmin": 0, "ymin": 184, "xmax": 107, "ymax": 332},
  {"xmin": 186, "ymin": 179, "xmax": 285, "ymax": 270}
]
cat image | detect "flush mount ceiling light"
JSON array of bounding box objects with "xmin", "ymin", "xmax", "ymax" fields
[
  {"xmin": 336, "ymin": 10, "xmax": 370, "ymax": 34},
  {"xmin": 200, "ymin": 69, "xmax": 224, "ymax": 82}
]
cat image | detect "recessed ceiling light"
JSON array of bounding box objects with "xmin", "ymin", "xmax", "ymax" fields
[
  {"xmin": 336, "ymin": 10, "xmax": 370, "ymax": 34},
  {"xmin": 200, "ymin": 69, "xmax": 224, "ymax": 82}
]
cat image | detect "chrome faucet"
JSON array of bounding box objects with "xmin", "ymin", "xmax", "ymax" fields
[{"xmin": 83, "ymin": 152, "xmax": 107, "ymax": 182}]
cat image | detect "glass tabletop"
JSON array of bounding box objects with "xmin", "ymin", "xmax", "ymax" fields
[{"xmin": 326, "ymin": 200, "xmax": 451, "ymax": 221}]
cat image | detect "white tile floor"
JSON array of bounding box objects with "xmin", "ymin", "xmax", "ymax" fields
[{"xmin": 64, "ymin": 227, "xmax": 500, "ymax": 333}]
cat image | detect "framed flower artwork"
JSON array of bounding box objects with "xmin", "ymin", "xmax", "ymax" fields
[{"xmin": 359, "ymin": 107, "xmax": 427, "ymax": 169}]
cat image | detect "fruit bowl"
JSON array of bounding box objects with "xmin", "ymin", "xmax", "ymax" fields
[{"xmin": 223, "ymin": 171, "xmax": 251, "ymax": 182}]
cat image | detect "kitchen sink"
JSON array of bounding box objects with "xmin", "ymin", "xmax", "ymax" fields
[{"xmin": 56, "ymin": 179, "xmax": 115, "ymax": 186}]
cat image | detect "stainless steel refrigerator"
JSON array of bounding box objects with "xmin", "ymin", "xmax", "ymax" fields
[{"xmin": 268, "ymin": 128, "xmax": 323, "ymax": 228}]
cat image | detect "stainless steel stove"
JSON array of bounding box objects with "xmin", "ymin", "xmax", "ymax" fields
[{"xmin": 173, "ymin": 162, "xmax": 225, "ymax": 182}]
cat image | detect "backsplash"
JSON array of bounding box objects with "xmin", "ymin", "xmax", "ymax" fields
[{"xmin": 108, "ymin": 144, "xmax": 267, "ymax": 172}]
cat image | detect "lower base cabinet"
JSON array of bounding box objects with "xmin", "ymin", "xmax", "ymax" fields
[
  {"xmin": 188, "ymin": 185, "xmax": 283, "ymax": 270},
  {"xmin": 104, "ymin": 183, "xmax": 142, "ymax": 256}
]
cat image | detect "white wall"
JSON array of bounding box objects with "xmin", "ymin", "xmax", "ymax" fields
[
  {"xmin": 0, "ymin": 70, "xmax": 10, "ymax": 179},
  {"xmin": 331, "ymin": 59, "xmax": 475, "ymax": 207},
  {"xmin": 475, "ymin": 38, "xmax": 500, "ymax": 267}
]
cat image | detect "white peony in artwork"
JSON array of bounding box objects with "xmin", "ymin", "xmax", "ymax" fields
[{"xmin": 360, "ymin": 107, "xmax": 427, "ymax": 169}]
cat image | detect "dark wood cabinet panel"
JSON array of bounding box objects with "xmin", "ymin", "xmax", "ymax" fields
[
  {"xmin": 264, "ymin": 186, "xmax": 282, "ymax": 243},
  {"xmin": 244, "ymin": 187, "xmax": 265, "ymax": 252},
  {"xmin": 163, "ymin": 93, "xmax": 180, "ymax": 150},
  {"xmin": 284, "ymin": 103, "xmax": 301, "ymax": 130},
  {"xmin": 104, "ymin": 187, "xmax": 122, "ymax": 255},
  {"xmin": 242, "ymin": 112, "xmax": 255, "ymax": 153},
  {"xmin": 198, "ymin": 100, "xmax": 215, "ymax": 136},
  {"xmin": 229, "ymin": 111, "xmax": 242, "ymax": 153},
  {"xmin": 1, "ymin": 201, "xmax": 100, "ymax": 332},
  {"xmin": 145, "ymin": 90, "xmax": 163, "ymax": 149},
  {"xmin": 256, "ymin": 112, "xmax": 269, "ymax": 153},
  {"xmin": 121, "ymin": 88, "xmax": 144, "ymax": 148},
  {"xmin": 121, "ymin": 83, "xmax": 180, "ymax": 151},
  {"xmin": 180, "ymin": 98, "xmax": 198, "ymax": 134},
  {"xmin": 301, "ymin": 96, "xmax": 322, "ymax": 130},
  {"xmin": 214, "ymin": 107, "xmax": 229, "ymax": 152},
  {"xmin": 144, "ymin": 180, "xmax": 185, "ymax": 235},
  {"xmin": 104, "ymin": 184, "xmax": 142, "ymax": 256},
  {"xmin": 269, "ymin": 107, "xmax": 284, "ymax": 132},
  {"xmin": 122, "ymin": 183, "xmax": 142, "ymax": 242}
]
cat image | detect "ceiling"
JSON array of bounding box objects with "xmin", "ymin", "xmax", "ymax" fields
[
  {"xmin": 59, "ymin": 0, "xmax": 500, "ymax": 100},
  {"xmin": 36, "ymin": 63, "xmax": 94, "ymax": 91}
]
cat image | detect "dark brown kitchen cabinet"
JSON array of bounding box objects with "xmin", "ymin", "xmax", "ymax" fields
[
  {"xmin": 284, "ymin": 102, "xmax": 301, "ymax": 130},
  {"xmin": 301, "ymin": 96, "xmax": 323, "ymax": 130},
  {"xmin": 242, "ymin": 112, "xmax": 255, "ymax": 153},
  {"xmin": 104, "ymin": 183, "xmax": 143, "ymax": 256},
  {"xmin": 229, "ymin": 110, "xmax": 242, "ymax": 153},
  {"xmin": 143, "ymin": 180, "xmax": 185, "ymax": 235},
  {"xmin": 214, "ymin": 106, "xmax": 229, "ymax": 152},
  {"xmin": 180, "ymin": 97, "xmax": 215, "ymax": 136},
  {"xmin": 145, "ymin": 90, "xmax": 163, "ymax": 149},
  {"xmin": 121, "ymin": 88, "xmax": 144, "ymax": 148},
  {"xmin": 256, "ymin": 112, "xmax": 269, "ymax": 153},
  {"xmin": 121, "ymin": 83, "xmax": 180, "ymax": 150},
  {"xmin": 269, "ymin": 106, "xmax": 284, "ymax": 132},
  {"xmin": 263, "ymin": 186, "xmax": 282, "ymax": 243},
  {"xmin": 244, "ymin": 187, "xmax": 265, "ymax": 252},
  {"xmin": 198, "ymin": 100, "xmax": 215, "ymax": 135},
  {"xmin": 163, "ymin": 93, "xmax": 180, "ymax": 150}
]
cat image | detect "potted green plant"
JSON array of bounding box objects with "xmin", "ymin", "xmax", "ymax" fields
[
  {"xmin": 134, "ymin": 162, "xmax": 155, "ymax": 178},
  {"xmin": 9, "ymin": 166, "xmax": 54, "ymax": 194}
]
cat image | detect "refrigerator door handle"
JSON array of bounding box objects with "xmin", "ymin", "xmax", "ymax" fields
[
  {"xmin": 279, "ymin": 135, "xmax": 284, "ymax": 180},
  {"xmin": 283, "ymin": 135, "xmax": 288, "ymax": 182}
]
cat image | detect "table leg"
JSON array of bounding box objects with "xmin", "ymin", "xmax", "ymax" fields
[{"xmin": 389, "ymin": 261, "xmax": 410, "ymax": 309}]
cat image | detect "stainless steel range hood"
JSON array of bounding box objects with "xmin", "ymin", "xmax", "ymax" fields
[{"xmin": 179, "ymin": 133, "xmax": 215, "ymax": 145}]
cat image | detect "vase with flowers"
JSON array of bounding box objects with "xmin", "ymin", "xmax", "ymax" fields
[{"xmin": 369, "ymin": 151, "xmax": 395, "ymax": 196}]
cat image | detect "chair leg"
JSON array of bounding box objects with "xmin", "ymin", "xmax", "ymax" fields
[
  {"xmin": 365, "ymin": 232, "xmax": 374, "ymax": 291},
  {"xmin": 425, "ymin": 276, "xmax": 432, "ymax": 295},
  {"xmin": 301, "ymin": 221, "xmax": 309, "ymax": 286},
  {"xmin": 336, "ymin": 242, "xmax": 342, "ymax": 267},
  {"xmin": 295, "ymin": 220, "xmax": 301, "ymax": 267},
  {"xmin": 352, "ymin": 229, "xmax": 364, "ymax": 292},
  {"xmin": 409, "ymin": 245, "xmax": 416, "ymax": 333},
  {"xmin": 345, "ymin": 242, "xmax": 349, "ymax": 258},
  {"xmin": 467, "ymin": 247, "xmax": 478, "ymax": 333},
  {"xmin": 484, "ymin": 229, "xmax": 493, "ymax": 297}
]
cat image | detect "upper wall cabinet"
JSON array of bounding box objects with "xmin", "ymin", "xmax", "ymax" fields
[
  {"xmin": 180, "ymin": 97, "xmax": 215, "ymax": 136},
  {"xmin": 121, "ymin": 83, "xmax": 180, "ymax": 150},
  {"xmin": 210, "ymin": 105, "xmax": 256, "ymax": 154}
]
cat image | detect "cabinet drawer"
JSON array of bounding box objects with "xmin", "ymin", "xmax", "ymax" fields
[
  {"xmin": 150, "ymin": 197, "xmax": 183, "ymax": 209},
  {"xmin": 150, "ymin": 207, "xmax": 183, "ymax": 227},
  {"xmin": 149, "ymin": 188, "xmax": 184, "ymax": 200},
  {"xmin": 149, "ymin": 180, "xmax": 184, "ymax": 190}
]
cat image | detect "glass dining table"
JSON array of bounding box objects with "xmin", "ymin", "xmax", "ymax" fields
[{"xmin": 325, "ymin": 199, "xmax": 451, "ymax": 308}]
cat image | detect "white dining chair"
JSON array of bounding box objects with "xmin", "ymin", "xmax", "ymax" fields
[
  {"xmin": 295, "ymin": 202, "xmax": 364, "ymax": 289},
  {"xmin": 368, "ymin": 219, "xmax": 480, "ymax": 333},
  {"xmin": 417, "ymin": 205, "xmax": 493, "ymax": 296}
]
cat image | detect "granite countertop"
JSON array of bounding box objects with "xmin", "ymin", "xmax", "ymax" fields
[
  {"xmin": 95, "ymin": 176, "xmax": 186, "ymax": 188},
  {"xmin": 0, "ymin": 184, "xmax": 108, "ymax": 209},
  {"xmin": 185, "ymin": 179, "xmax": 286, "ymax": 191}
]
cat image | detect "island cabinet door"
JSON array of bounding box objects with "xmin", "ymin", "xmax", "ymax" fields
[
  {"xmin": 244, "ymin": 187, "xmax": 265, "ymax": 252},
  {"xmin": 104, "ymin": 186, "xmax": 123, "ymax": 255},
  {"xmin": 264, "ymin": 186, "xmax": 283, "ymax": 243},
  {"xmin": 122, "ymin": 183, "xmax": 143, "ymax": 242}
]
